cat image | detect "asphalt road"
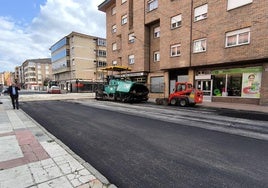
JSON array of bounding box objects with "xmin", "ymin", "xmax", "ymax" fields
[{"xmin": 21, "ymin": 100, "xmax": 268, "ymax": 188}]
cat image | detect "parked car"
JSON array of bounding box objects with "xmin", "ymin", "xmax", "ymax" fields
[{"xmin": 48, "ymin": 86, "xmax": 61, "ymax": 94}]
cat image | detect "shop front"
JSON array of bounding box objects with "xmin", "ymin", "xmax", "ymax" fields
[{"xmin": 195, "ymin": 66, "xmax": 263, "ymax": 104}]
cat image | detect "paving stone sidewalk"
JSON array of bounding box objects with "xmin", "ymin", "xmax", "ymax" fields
[{"xmin": 0, "ymin": 97, "xmax": 116, "ymax": 188}]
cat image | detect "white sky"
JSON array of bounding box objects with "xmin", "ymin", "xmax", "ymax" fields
[{"xmin": 0, "ymin": 0, "xmax": 106, "ymax": 72}]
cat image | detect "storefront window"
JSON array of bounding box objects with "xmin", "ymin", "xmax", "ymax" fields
[
  {"xmin": 227, "ymin": 74, "xmax": 242, "ymax": 96},
  {"xmin": 211, "ymin": 67, "xmax": 262, "ymax": 98},
  {"xmin": 150, "ymin": 76, "xmax": 164, "ymax": 93},
  {"xmin": 213, "ymin": 75, "xmax": 226, "ymax": 96}
]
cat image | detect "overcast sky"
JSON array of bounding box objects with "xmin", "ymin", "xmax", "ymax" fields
[{"xmin": 0, "ymin": 0, "xmax": 106, "ymax": 72}]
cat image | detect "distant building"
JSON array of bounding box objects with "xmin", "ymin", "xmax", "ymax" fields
[
  {"xmin": 0, "ymin": 71, "xmax": 13, "ymax": 87},
  {"xmin": 50, "ymin": 31, "xmax": 107, "ymax": 92},
  {"xmin": 0, "ymin": 72, "xmax": 5, "ymax": 87},
  {"xmin": 98, "ymin": 0, "xmax": 268, "ymax": 105},
  {"xmin": 21, "ymin": 58, "xmax": 52, "ymax": 90}
]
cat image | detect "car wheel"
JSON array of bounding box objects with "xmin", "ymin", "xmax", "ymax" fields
[
  {"xmin": 170, "ymin": 98, "xmax": 177, "ymax": 105},
  {"xmin": 179, "ymin": 99, "xmax": 188, "ymax": 107}
]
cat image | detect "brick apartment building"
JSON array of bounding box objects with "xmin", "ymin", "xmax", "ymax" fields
[
  {"xmin": 98, "ymin": 0, "xmax": 268, "ymax": 105},
  {"xmin": 50, "ymin": 32, "xmax": 107, "ymax": 92},
  {"xmin": 21, "ymin": 58, "xmax": 52, "ymax": 90}
]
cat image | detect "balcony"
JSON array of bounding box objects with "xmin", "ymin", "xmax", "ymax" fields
[{"xmin": 52, "ymin": 66, "xmax": 71, "ymax": 74}]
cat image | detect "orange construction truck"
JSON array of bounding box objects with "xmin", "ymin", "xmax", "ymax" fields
[{"xmin": 155, "ymin": 82, "xmax": 203, "ymax": 107}]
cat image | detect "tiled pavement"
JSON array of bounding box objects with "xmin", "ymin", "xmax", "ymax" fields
[{"xmin": 0, "ymin": 96, "xmax": 116, "ymax": 188}]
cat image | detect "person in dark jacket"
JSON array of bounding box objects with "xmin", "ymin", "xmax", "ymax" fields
[{"xmin": 8, "ymin": 83, "xmax": 20, "ymax": 109}]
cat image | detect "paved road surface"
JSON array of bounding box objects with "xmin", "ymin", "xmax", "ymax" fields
[{"xmin": 21, "ymin": 100, "xmax": 268, "ymax": 188}]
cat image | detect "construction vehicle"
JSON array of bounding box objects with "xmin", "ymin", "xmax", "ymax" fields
[
  {"xmin": 95, "ymin": 66, "xmax": 149, "ymax": 103},
  {"xmin": 155, "ymin": 82, "xmax": 203, "ymax": 107}
]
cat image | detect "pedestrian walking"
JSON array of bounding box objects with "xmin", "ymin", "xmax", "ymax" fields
[{"xmin": 8, "ymin": 83, "xmax": 20, "ymax": 109}]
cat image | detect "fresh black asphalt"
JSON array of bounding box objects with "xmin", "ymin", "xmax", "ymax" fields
[{"xmin": 21, "ymin": 100, "xmax": 268, "ymax": 188}]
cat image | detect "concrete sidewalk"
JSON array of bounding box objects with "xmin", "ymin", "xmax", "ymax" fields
[
  {"xmin": 199, "ymin": 101, "xmax": 268, "ymax": 113},
  {"xmin": 0, "ymin": 96, "xmax": 116, "ymax": 188},
  {"xmin": 147, "ymin": 98, "xmax": 268, "ymax": 113}
]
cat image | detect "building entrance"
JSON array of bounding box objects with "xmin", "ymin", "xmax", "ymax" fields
[{"xmin": 196, "ymin": 79, "xmax": 212, "ymax": 102}]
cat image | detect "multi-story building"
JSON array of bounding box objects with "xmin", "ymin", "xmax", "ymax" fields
[
  {"xmin": 50, "ymin": 31, "xmax": 107, "ymax": 92},
  {"xmin": 0, "ymin": 71, "xmax": 13, "ymax": 88},
  {"xmin": 14, "ymin": 66, "xmax": 22, "ymax": 84},
  {"xmin": 0, "ymin": 72, "xmax": 5, "ymax": 88},
  {"xmin": 21, "ymin": 58, "xmax": 52, "ymax": 90},
  {"xmin": 98, "ymin": 0, "xmax": 268, "ymax": 105}
]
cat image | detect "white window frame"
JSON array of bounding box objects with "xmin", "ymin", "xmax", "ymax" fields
[
  {"xmin": 171, "ymin": 14, "xmax": 182, "ymax": 29},
  {"xmin": 121, "ymin": 14, "xmax": 128, "ymax": 25},
  {"xmin": 112, "ymin": 60, "xmax": 117, "ymax": 65},
  {"xmin": 112, "ymin": 25, "xmax": 117, "ymax": 33},
  {"xmin": 128, "ymin": 54, "xmax": 135, "ymax": 64},
  {"xmin": 147, "ymin": 0, "xmax": 158, "ymax": 12},
  {"xmin": 111, "ymin": 6, "xmax": 116, "ymax": 15},
  {"xmin": 154, "ymin": 26, "xmax": 160, "ymax": 38},
  {"xmin": 112, "ymin": 42, "xmax": 117, "ymax": 51},
  {"xmin": 170, "ymin": 44, "xmax": 181, "ymax": 57},
  {"xmin": 225, "ymin": 28, "xmax": 250, "ymax": 47},
  {"xmin": 154, "ymin": 51, "xmax": 160, "ymax": 62},
  {"xmin": 193, "ymin": 38, "xmax": 207, "ymax": 53},
  {"xmin": 128, "ymin": 33, "xmax": 135, "ymax": 43},
  {"xmin": 194, "ymin": 4, "xmax": 208, "ymax": 21},
  {"xmin": 227, "ymin": 0, "xmax": 253, "ymax": 10}
]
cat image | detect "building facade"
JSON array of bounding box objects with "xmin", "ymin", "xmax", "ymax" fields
[
  {"xmin": 21, "ymin": 58, "xmax": 52, "ymax": 90},
  {"xmin": 50, "ymin": 31, "xmax": 107, "ymax": 92},
  {"xmin": 98, "ymin": 0, "xmax": 268, "ymax": 105},
  {"xmin": 0, "ymin": 71, "xmax": 14, "ymax": 88}
]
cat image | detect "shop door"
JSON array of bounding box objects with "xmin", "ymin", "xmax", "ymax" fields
[{"xmin": 196, "ymin": 80, "xmax": 212, "ymax": 102}]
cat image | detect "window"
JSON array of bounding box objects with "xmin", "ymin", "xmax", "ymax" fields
[
  {"xmin": 154, "ymin": 51, "xmax": 160, "ymax": 62},
  {"xmin": 226, "ymin": 28, "xmax": 250, "ymax": 47},
  {"xmin": 121, "ymin": 14, "xmax": 128, "ymax": 25},
  {"xmin": 112, "ymin": 25, "xmax": 117, "ymax": 33},
  {"xmin": 97, "ymin": 61, "xmax": 107, "ymax": 67},
  {"xmin": 213, "ymin": 74, "xmax": 242, "ymax": 97},
  {"xmin": 112, "ymin": 60, "xmax": 117, "ymax": 65},
  {"xmin": 154, "ymin": 26, "xmax": 160, "ymax": 38},
  {"xmin": 147, "ymin": 0, "xmax": 158, "ymax": 12},
  {"xmin": 97, "ymin": 50, "xmax": 107, "ymax": 57},
  {"xmin": 171, "ymin": 14, "xmax": 182, "ymax": 29},
  {"xmin": 194, "ymin": 4, "xmax": 208, "ymax": 21},
  {"xmin": 128, "ymin": 55, "xmax": 135, "ymax": 64},
  {"xmin": 150, "ymin": 76, "xmax": 164, "ymax": 93},
  {"xmin": 111, "ymin": 7, "xmax": 116, "ymax": 15},
  {"xmin": 227, "ymin": 0, "xmax": 252, "ymax": 10},
  {"xmin": 112, "ymin": 43, "xmax": 117, "ymax": 51},
  {"xmin": 97, "ymin": 39, "xmax": 106, "ymax": 46},
  {"xmin": 170, "ymin": 44, "xmax": 181, "ymax": 57},
  {"xmin": 128, "ymin": 33, "xmax": 135, "ymax": 43},
  {"xmin": 193, "ymin": 38, "xmax": 207, "ymax": 53}
]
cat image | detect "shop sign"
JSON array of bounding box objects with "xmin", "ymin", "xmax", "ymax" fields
[
  {"xmin": 195, "ymin": 74, "xmax": 212, "ymax": 80},
  {"xmin": 211, "ymin": 66, "xmax": 263, "ymax": 75}
]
